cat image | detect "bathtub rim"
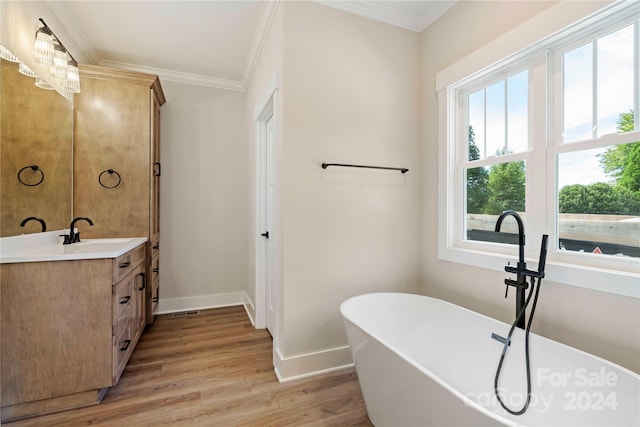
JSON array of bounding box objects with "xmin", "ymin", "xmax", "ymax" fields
[{"xmin": 340, "ymin": 292, "xmax": 640, "ymax": 426}]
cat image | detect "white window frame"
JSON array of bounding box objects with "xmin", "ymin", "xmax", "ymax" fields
[{"xmin": 437, "ymin": 1, "xmax": 640, "ymax": 299}]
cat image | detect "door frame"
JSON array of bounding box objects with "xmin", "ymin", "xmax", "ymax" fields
[{"xmin": 253, "ymin": 72, "xmax": 279, "ymax": 334}]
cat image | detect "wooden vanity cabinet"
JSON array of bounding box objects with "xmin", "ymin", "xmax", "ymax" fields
[
  {"xmin": 74, "ymin": 65, "xmax": 165, "ymax": 325},
  {"xmin": 0, "ymin": 244, "xmax": 146, "ymax": 422}
]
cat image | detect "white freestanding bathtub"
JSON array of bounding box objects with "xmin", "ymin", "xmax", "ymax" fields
[{"xmin": 340, "ymin": 293, "xmax": 640, "ymax": 427}]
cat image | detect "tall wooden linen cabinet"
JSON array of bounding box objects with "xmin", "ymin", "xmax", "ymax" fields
[{"xmin": 74, "ymin": 65, "xmax": 165, "ymax": 325}]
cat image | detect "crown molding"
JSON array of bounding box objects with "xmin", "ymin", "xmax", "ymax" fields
[
  {"xmin": 313, "ymin": 0, "xmax": 420, "ymax": 32},
  {"xmin": 242, "ymin": 0, "xmax": 280, "ymax": 90},
  {"xmin": 313, "ymin": 0, "xmax": 455, "ymax": 33},
  {"xmin": 85, "ymin": 1, "xmax": 280, "ymax": 92},
  {"xmin": 46, "ymin": 0, "xmax": 451, "ymax": 92},
  {"xmin": 79, "ymin": 64, "xmax": 166, "ymax": 105},
  {"xmin": 46, "ymin": 0, "xmax": 278, "ymax": 92},
  {"xmin": 47, "ymin": 1, "xmax": 279, "ymax": 92},
  {"xmin": 127, "ymin": 0, "xmax": 281, "ymax": 91},
  {"xmin": 98, "ymin": 60, "xmax": 245, "ymax": 92},
  {"xmin": 417, "ymin": 3, "xmax": 456, "ymax": 31},
  {"xmin": 46, "ymin": 0, "xmax": 100, "ymax": 64}
]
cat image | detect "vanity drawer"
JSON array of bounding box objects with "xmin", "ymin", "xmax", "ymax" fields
[
  {"xmin": 150, "ymin": 238, "xmax": 160, "ymax": 259},
  {"xmin": 112, "ymin": 323, "xmax": 132, "ymax": 384},
  {"xmin": 151, "ymin": 281, "xmax": 159, "ymax": 314},
  {"xmin": 150, "ymin": 254, "xmax": 159, "ymax": 285},
  {"xmin": 113, "ymin": 244, "xmax": 145, "ymax": 283},
  {"xmin": 113, "ymin": 274, "xmax": 133, "ymax": 332}
]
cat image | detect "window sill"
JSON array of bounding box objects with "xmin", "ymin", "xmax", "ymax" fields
[{"xmin": 438, "ymin": 245, "xmax": 639, "ymax": 299}]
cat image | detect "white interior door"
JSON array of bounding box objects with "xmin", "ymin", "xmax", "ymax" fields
[
  {"xmin": 254, "ymin": 78, "xmax": 278, "ymax": 342},
  {"xmin": 264, "ymin": 114, "xmax": 276, "ymax": 335}
]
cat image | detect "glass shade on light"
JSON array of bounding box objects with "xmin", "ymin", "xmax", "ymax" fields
[
  {"xmin": 18, "ymin": 62, "xmax": 38, "ymax": 78},
  {"xmin": 32, "ymin": 27, "xmax": 54, "ymax": 67},
  {"xmin": 29, "ymin": 21, "xmax": 81, "ymax": 93},
  {"xmin": 0, "ymin": 45, "xmax": 20, "ymax": 62},
  {"xmin": 49, "ymin": 44, "xmax": 68, "ymax": 81},
  {"xmin": 62, "ymin": 60, "xmax": 81, "ymax": 93},
  {"xmin": 35, "ymin": 76, "xmax": 55, "ymax": 90}
]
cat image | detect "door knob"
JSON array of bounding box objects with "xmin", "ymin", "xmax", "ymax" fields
[{"xmin": 261, "ymin": 231, "xmax": 269, "ymax": 239}]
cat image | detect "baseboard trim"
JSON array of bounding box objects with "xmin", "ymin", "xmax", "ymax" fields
[
  {"xmin": 243, "ymin": 293, "xmax": 256, "ymax": 326},
  {"xmin": 273, "ymin": 345, "xmax": 354, "ymax": 383},
  {"xmin": 156, "ymin": 291, "xmax": 247, "ymax": 314}
]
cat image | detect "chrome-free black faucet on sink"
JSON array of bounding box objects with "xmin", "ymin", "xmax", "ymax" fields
[
  {"xmin": 20, "ymin": 216, "xmax": 47, "ymax": 232},
  {"xmin": 61, "ymin": 217, "xmax": 94, "ymax": 244}
]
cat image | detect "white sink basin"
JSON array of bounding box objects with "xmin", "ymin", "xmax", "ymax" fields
[{"xmin": 0, "ymin": 232, "xmax": 147, "ymax": 264}]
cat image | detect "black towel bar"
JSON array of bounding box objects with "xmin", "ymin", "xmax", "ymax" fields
[{"xmin": 321, "ymin": 163, "xmax": 408, "ymax": 174}]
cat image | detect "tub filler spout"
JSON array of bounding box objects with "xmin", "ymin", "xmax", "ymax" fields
[
  {"xmin": 494, "ymin": 210, "xmax": 528, "ymax": 329},
  {"xmin": 494, "ymin": 210, "xmax": 548, "ymax": 328},
  {"xmin": 493, "ymin": 210, "xmax": 550, "ymax": 415}
]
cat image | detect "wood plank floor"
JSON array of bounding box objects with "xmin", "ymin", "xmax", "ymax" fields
[{"xmin": 9, "ymin": 306, "xmax": 373, "ymax": 426}]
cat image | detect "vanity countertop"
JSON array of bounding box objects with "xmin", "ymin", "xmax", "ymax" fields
[{"xmin": 0, "ymin": 231, "xmax": 147, "ymax": 264}]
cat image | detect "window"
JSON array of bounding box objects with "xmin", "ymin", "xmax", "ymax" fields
[
  {"xmin": 464, "ymin": 70, "xmax": 529, "ymax": 245},
  {"xmin": 553, "ymin": 21, "xmax": 640, "ymax": 259},
  {"xmin": 438, "ymin": 2, "xmax": 639, "ymax": 297}
]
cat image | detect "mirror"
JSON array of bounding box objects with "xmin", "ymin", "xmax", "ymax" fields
[{"xmin": 0, "ymin": 58, "xmax": 73, "ymax": 236}]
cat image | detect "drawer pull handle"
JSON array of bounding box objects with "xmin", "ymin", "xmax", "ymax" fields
[
  {"xmin": 152, "ymin": 267, "xmax": 159, "ymax": 273},
  {"xmin": 137, "ymin": 272, "xmax": 146, "ymax": 290},
  {"xmin": 119, "ymin": 261, "xmax": 131, "ymax": 269},
  {"xmin": 152, "ymin": 296, "xmax": 159, "ymax": 303},
  {"xmin": 120, "ymin": 295, "xmax": 131, "ymax": 304},
  {"xmin": 153, "ymin": 244, "xmax": 159, "ymax": 250},
  {"xmin": 120, "ymin": 339, "xmax": 131, "ymax": 351}
]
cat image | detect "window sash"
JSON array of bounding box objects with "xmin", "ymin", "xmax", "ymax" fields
[{"xmin": 552, "ymin": 18, "xmax": 639, "ymax": 146}]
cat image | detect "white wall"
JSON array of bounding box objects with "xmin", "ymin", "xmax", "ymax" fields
[
  {"xmin": 420, "ymin": 0, "xmax": 640, "ymax": 373},
  {"xmin": 276, "ymin": 1, "xmax": 422, "ymax": 378},
  {"xmin": 158, "ymin": 80, "xmax": 248, "ymax": 312}
]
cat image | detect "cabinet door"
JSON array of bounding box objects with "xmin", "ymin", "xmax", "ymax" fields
[
  {"xmin": 132, "ymin": 264, "xmax": 146, "ymax": 340},
  {"xmin": 73, "ymin": 76, "xmax": 151, "ymax": 238},
  {"xmin": 150, "ymin": 92, "xmax": 161, "ymax": 243},
  {"xmin": 1, "ymin": 260, "xmax": 112, "ymax": 405},
  {"xmin": 146, "ymin": 251, "xmax": 160, "ymax": 325}
]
